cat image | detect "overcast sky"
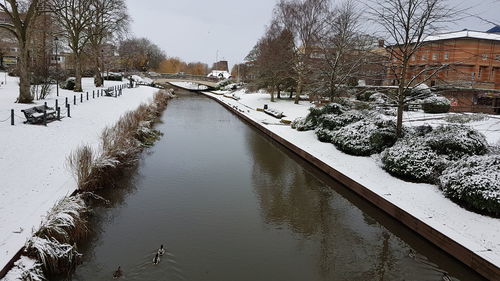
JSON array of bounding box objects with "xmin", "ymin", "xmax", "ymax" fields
[{"xmin": 125, "ymin": 0, "xmax": 500, "ymax": 69}]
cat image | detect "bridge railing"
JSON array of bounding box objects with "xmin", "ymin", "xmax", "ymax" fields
[{"xmin": 153, "ymin": 73, "xmax": 220, "ymax": 83}]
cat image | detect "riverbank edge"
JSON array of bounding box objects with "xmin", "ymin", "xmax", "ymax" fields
[
  {"xmin": 201, "ymin": 92, "xmax": 499, "ymax": 280},
  {"xmin": 0, "ymin": 90, "xmax": 174, "ymax": 280}
]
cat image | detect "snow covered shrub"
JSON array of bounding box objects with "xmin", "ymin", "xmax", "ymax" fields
[
  {"xmin": 356, "ymin": 90, "xmax": 376, "ymax": 101},
  {"xmin": 35, "ymin": 195, "xmax": 90, "ymax": 245},
  {"xmin": 291, "ymin": 117, "xmax": 315, "ymax": 131},
  {"xmin": 411, "ymin": 124, "xmax": 433, "ymax": 136},
  {"xmin": 444, "ymin": 113, "xmax": 489, "ymax": 124},
  {"xmin": 421, "ymin": 96, "xmax": 451, "ymax": 113},
  {"xmin": 426, "ymin": 125, "xmax": 489, "ymax": 159},
  {"xmin": 2, "ymin": 257, "xmax": 45, "ymax": 281},
  {"xmin": 381, "ymin": 138, "xmax": 445, "ymax": 182},
  {"xmin": 314, "ymin": 127, "xmax": 335, "ymax": 143},
  {"xmin": 318, "ymin": 110, "xmax": 365, "ymax": 131},
  {"xmin": 25, "ymin": 237, "xmax": 81, "ymax": 275},
  {"xmin": 439, "ymin": 155, "xmax": 500, "ymax": 216},
  {"xmin": 60, "ymin": 77, "xmax": 75, "ymax": 90},
  {"xmin": 301, "ymin": 103, "xmax": 347, "ymax": 131},
  {"xmin": 332, "ymin": 117, "xmax": 398, "ymax": 156},
  {"xmin": 369, "ymin": 92, "xmax": 388, "ymax": 104}
]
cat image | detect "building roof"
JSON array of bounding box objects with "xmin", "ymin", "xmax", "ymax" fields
[{"xmin": 423, "ymin": 30, "xmax": 500, "ymax": 43}]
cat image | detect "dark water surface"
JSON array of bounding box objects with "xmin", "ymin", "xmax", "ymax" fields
[{"xmin": 64, "ymin": 91, "xmax": 484, "ymax": 281}]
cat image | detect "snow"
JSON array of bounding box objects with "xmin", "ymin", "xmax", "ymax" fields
[
  {"xmin": 168, "ymin": 81, "xmax": 208, "ymax": 91},
  {"xmin": 424, "ymin": 30, "xmax": 500, "ymax": 43},
  {"xmin": 0, "ymin": 74, "xmax": 159, "ymax": 272},
  {"xmin": 1, "ymin": 256, "xmax": 43, "ymax": 281},
  {"xmin": 202, "ymin": 89, "xmax": 500, "ymax": 268}
]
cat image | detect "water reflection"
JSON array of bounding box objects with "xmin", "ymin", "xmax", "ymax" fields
[{"xmin": 59, "ymin": 92, "xmax": 484, "ymax": 281}]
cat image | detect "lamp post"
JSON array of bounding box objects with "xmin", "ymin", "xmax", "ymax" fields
[{"xmin": 54, "ymin": 36, "xmax": 59, "ymax": 97}]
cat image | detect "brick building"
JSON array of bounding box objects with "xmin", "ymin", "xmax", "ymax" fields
[{"xmin": 386, "ymin": 29, "xmax": 500, "ymax": 114}]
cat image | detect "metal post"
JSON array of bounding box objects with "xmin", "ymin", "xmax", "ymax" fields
[
  {"xmin": 11, "ymin": 109, "xmax": 14, "ymax": 126},
  {"xmin": 74, "ymin": 95, "xmax": 76, "ymax": 105},
  {"xmin": 55, "ymin": 99, "xmax": 58, "ymax": 110},
  {"xmin": 86, "ymin": 92, "xmax": 89, "ymax": 100},
  {"xmin": 43, "ymin": 110, "xmax": 47, "ymax": 126},
  {"xmin": 93, "ymin": 90, "xmax": 95, "ymax": 99},
  {"xmin": 67, "ymin": 104, "xmax": 71, "ymax": 117},
  {"xmin": 80, "ymin": 93, "xmax": 83, "ymax": 103},
  {"xmin": 65, "ymin": 97, "xmax": 68, "ymax": 107},
  {"xmin": 54, "ymin": 36, "xmax": 59, "ymax": 97},
  {"xmin": 57, "ymin": 107, "xmax": 60, "ymax": 120}
]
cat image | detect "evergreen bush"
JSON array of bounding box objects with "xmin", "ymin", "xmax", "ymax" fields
[
  {"xmin": 439, "ymin": 155, "xmax": 500, "ymax": 217},
  {"xmin": 421, "ymin": 96, "xmax": 451, "ymax": 113},
  {"xmin": 426, "ymin": 125, "xmax": 489, "ymax": 159}
]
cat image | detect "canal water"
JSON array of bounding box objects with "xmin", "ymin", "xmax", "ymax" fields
[{"xmin": 64, "ymin": 91, "xmax": 484, "ymax": 281}]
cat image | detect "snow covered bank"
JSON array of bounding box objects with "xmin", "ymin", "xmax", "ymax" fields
[
  {"xmin": 202, "ymin": 90, "xmax": 500, "ymax": 280},
  {"xmin": 0, "ymin": 75, "xmax": 160, "ymax": 274},
  {"xmin": 168, "ymin": 81, "xmax": 209, "ymax": 91}
]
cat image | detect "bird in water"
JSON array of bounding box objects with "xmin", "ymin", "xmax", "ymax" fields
[
  {"xmin": 158, "ymin": 244, "xmax": 166, "ymax": 256},
  {"xmin": 153, "ymin": 253, "xmax": 160, "ymax": 265},
  {"xmin": 113, "ymin": 266, "xmax": 122, "ymax": 279}
]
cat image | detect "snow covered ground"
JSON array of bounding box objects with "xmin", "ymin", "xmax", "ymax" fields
[
  {"xmin": 202, "ymin": 89, "xmax": 500, "ymax": 270},
  {"xmin": 0, "ymin": 74, "xmax": 159, "ymax": 271}
]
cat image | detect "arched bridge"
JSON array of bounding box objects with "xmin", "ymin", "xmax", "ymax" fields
[{"xmin": 149, "ymin": 73, "xmax": 219, "ymax": 91}]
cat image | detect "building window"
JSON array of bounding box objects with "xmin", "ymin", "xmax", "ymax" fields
[
  {"xmin": 482, "ymin": 54, "xmax": 488, "ymax": 60},
  {"xmin": 495, "ymin": 54, "xmax": 500, "ymax": 61},
  {"xmin": 411, "ymin": 55, "xmax": 416, "ymax": 61},
  {"xmin": 422, "ymin": 54, "xmax": 428, "ymax": 61},
  {"xmin": 432, "ymin": 53, "xmax": 438, "ymax": 60},
  {"xmin": 444, "ymin": 53, "xmax": 449, "ymax": 60}
]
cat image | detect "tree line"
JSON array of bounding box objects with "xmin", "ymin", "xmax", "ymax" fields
[{"xmin": 247, "ymin": 0, "xmax": 456, "ymax": 136}]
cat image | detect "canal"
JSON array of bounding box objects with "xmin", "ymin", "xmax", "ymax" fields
[{"xmin": 64, "ymin": 91, "xmax": 484, "ymax": 281}]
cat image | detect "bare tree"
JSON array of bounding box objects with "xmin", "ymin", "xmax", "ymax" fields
[
  {"xmin": 312, "ymin": 0, "xmax": 367, "ymax": 101},
  {"xmin": 248, "ymin": 22, "xmax": 296, "ymax": 102},
  {"xmin": 118, "ymin": 38, "xmax": 165, "ymax": 72},
  {"xmin": 0, "ymin": 0, "xmax": 43, "ymax": 103},
  {"xmin": 88, "ymin": 0, "xmax": 129, "ymax": 87},
  {"xmin": 49, "ymin": 0, "xmax": 94, "ymax": 92},
  {"xmin": 370, "ymin": 0, "xmax": 455, "ymax": 137},
  {"xmin": 276, "ymin": 0, "xmax": 330, "ymax": 104}
]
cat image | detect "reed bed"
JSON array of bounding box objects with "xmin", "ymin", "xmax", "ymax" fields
[{"xmin": 12, "ymin": 89, "xmax": 174, "ymax": 279}]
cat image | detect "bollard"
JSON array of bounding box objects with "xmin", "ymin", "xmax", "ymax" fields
[
  {"xmin": 115, "ymin": 89, "xmax": 117, "ymax": 98},
  {"xmin": 44, "ymin": 102, "xmax": 47, "ymax": 108},
  {"xmin": 43, "ymin": 110, "xmax": 47, "ymax": 126},
  {"xmin": 55, "ymin": 99, "xmax": 58, "ymax": 110},
  {"xmin": 93, "ymin": 90, "xmax": 95, "ymax": 99},
  {"xmin": 11, "ymin": 109, "xmax": 14, "ymax": 126},
  {"xmin": 74, "ymin": 95, "xmax": 76, "ymax": 105},
  {"xmin": 86, "ymin": 92, "xmax": 89, "ymax": 100},
  {"xmin": 57, "ymin": 107, "xmax": 60, "ymax": 120},
  {"xmin": 65, "ymin": 97, "xmax": 68, "ymax": 107},
  {"xmin": 67, "ymin": 104, "xmax": 71, "ymax": 117},
  {"xmin": 80, "ymin": 93, "xmax": 83, "ymax": 103}
]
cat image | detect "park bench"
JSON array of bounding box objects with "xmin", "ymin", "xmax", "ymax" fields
[
  {"xmin": 21, "ymin": 105, "xmax": 57, "ymax": 124},
  {"xmin": 264, "ymin": 107, "xmax": 284, "ymax": 119},
  {"xmin": 104, "ymin": 88, "xmax": 114, "ymax": 97},
  {"xmin": 408, "ymin": 103, "xmax": 422, "ymax": 111}
]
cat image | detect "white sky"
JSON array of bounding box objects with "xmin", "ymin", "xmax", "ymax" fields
[{"xmin": 125, "ymin": 0, "xmax": 500, "ymax": 68}]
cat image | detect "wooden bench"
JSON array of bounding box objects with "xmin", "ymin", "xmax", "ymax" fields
[
  {"xmin": 104, "ymin": 88, "xmax": 114, "ymax": 97},
  {"xmin": 21, "ymin": 105, "xmax": 57, "ymax": 124},
  {"xmin": 264, "ymin": 108, "xmax": 284, "ymax": 119}
]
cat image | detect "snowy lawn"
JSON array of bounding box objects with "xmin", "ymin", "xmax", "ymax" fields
[
  {"xmin": 203, "ymin": 90, "xmax": 500, "ymax": 269},
  {"xmin": 0, "ymin": 74, "xmax": 160, "ymax": 271}
]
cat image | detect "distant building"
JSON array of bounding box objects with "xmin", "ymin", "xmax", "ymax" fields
[
  {"xmin": 212, "ymin": 60, "xmax": 229, "ymax": 72},
  {"xmin": 0, "ymin": 12, "xmax": 18, "ymax": 69},
  {"xmin": 385, "ymin": 29, "xmax": 500, "ymax": 114}
]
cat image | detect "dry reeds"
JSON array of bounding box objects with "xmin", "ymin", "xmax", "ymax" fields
[{"xmin": 68, "ymin": 89, "xmax": 173, "ymax": 192}]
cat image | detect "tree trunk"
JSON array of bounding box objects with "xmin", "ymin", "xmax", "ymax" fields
[
  {"xmin": 74, "ymin": 53, "xmax": 83, "ymax": 92},
  {"xmin": 295, "ymin": 76, "xmax": 302, "ymax": 104},
  {"xmin": 17, "ymin": 46, "xmax": 33, "ymax": 103},
  {"xmin": 396, "ymin": 90, "xmax": 405, "ymax": 137},
  {"xmin": 289, "ymin": 89, "xmax": 293, "ymax": 99},
  {"xmin": 277, "ymin": 85, "xmax": 281, "ymax": 99},
  {"xmin": 94, "ymin": 55, "xmax": 103, "ymax": 87},
  {"xmin": 270, "ymin": 87, "xmax": 275, "ymax": 102}
]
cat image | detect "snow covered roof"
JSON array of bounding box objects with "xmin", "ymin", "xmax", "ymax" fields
[
  {"xmin": 207, "ymin": 70, "xmax": 231, "ymax": 79},
  {"xmin": 423, "ymin": 30, "xmax": 500, "ymax": 43}
]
